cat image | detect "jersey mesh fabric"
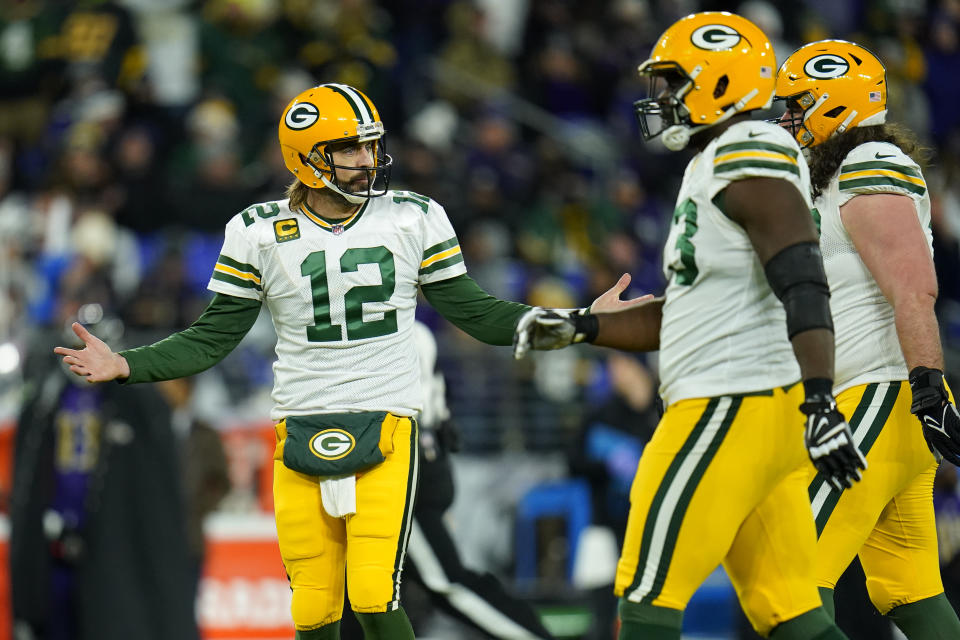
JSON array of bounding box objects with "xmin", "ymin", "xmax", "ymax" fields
[
  {"xmin": 816, "ymin": 141, "xmax": 931, "ymax": 392},
  {"xmin": 658, "ymin": 121, "xmax": 809, "ymax": 405},
  {"xmin": 207, "ymin": 192, "xmax": 467, "ymax": 419}
]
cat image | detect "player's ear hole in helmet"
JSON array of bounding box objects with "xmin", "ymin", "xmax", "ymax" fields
[{"xmin": 278, "ymin": 83, "xmax": 393, "ymax": 205}]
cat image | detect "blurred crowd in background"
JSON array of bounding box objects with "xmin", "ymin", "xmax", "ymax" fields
[{"xmin": 2, "ymin": 0, "xmax": 960, "ymax": 625}]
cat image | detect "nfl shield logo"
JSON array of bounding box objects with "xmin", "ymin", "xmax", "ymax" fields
[{"xmin": 332, "ymin": 224, "xmax": 344, "ymax": 235}]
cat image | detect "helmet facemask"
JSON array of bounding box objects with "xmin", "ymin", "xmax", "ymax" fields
[
  {"xmin": 634, "ymin": 62, "xmax": 694, "ymax": 145},
  {"xmin": 302, "ymin": 128, "xmax": 394, "ymax": 204},
  {"xmin": 771, "ymin": 92, "xmax": 818, "ymax": 147}
]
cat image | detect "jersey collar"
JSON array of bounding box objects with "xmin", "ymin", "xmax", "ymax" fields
[{"xmin": 300, "ymin": 200, "xmax": 369, "ymax": 234}]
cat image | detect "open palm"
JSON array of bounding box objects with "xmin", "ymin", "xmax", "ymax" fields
[
  {"xmin": 53, "ymin": 322, "xmax": 130, "ymax": 383},
  {"xmin": 590, "ymin": 273, "xmax": 654, "ymax": 313}
]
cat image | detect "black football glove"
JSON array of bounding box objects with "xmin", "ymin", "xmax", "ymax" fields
[
  {"xmin": 512, "ymin": 307, "xmax": 598, "ymax": 360},
  {"xmin": 909, "ymin": 366, "xmax": 960, "ymax": 466},
  {"xmin": 800, "ymin": 382, "xmax": 867, "ymax": 491}
]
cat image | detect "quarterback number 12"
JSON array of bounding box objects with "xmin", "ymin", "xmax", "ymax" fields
[{"xmin": 300, "ymin": 246, "xmax": 398, "ymax": 342}]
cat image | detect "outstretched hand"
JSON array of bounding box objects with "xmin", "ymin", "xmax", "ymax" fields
[
  {"xmin": 590, "ymin": 273, "xmax": 654, "ymax": 314},
  {"xmin": 53, "ymin": 322, "xmax": 130, "ymax": 383}
]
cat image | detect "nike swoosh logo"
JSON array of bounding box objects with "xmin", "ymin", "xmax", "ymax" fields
[
  {"xmin": 815, "ymin": 416, "xmax": 831, "ymax": 437},
  {"xmin": 748, "ymin": 131, "xmax": 763, "ymax": 138},
  {"xmin": 875, "ymin": 153, "xmax": 895, "ymax": 159}
]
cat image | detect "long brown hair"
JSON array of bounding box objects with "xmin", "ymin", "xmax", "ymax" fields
[
  {"xmin": 286, "ymin": 179, "xmax": 309, "ymax": 210},
  {"xmin": 807, "ymin": 123, "xmax": 930, "ymax": 200}
]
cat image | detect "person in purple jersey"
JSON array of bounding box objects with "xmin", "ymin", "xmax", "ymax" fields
[{"xmin": 11, "ymin": 307, "xmax": 198, "ymax": 640}]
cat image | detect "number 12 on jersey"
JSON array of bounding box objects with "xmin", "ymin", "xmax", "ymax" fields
[{"xmin": 300, "ymin": 246, "xmax": 398, "ymax": 342}]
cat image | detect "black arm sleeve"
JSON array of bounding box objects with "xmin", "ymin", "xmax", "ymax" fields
[
  {"xmin": 120, "ymin": 293, "xmax": 262, "ymax": 383},
  {"xmin": 420, "ymin": 275, "xmax": 532, "ymax": 346},
  {"xmin": 764, "ymin": 241, "xmax": 834, "ymax": 339}
]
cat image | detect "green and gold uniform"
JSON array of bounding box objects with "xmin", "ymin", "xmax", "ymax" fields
[
  {"xmin": 119, "ymin": 192, "xmax": 529, "ymax": 631},
  {"xmin": 810, "ymin": 141, "xmax": 942, "ymax": 613},
  {"xmin": 615, "ymin": 121, "xmax": 824, "ymax": 635}
]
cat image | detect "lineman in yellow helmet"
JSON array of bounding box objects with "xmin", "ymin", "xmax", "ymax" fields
[
  {"xmin": 776, "ymin": 40, "xmax": 960, "ymax": 638},
  {"xmin": 514, "ymin": 12, "xmax": 862, "ymax": 640}
]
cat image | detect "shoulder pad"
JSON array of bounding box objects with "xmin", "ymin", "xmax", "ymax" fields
[
  {"xmin": 713, "ymin": 121, "xmax": 802, "ymax": 179},
  {"xmin": 715, "ymin": 120, "xmax": 800, "ymax": 149},
  {"xmin": 237, "ymin": 201, "xmax": 287, "ymax": 228},
  {"xmin": 389, "ymin": 190, "xmax": 435, "ymax": 215},
  {"xmin": 838, "ymin": 143, "xmax": 926, "ymax": 198}
]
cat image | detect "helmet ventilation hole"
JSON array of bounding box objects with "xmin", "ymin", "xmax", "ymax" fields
[
  {"xmin": 823, "ymin": 106, "xmax": 846, "ymax": 118},
  {"xmin": 713, "ymin": 75, "xmax": 729, "ymax": 99}
]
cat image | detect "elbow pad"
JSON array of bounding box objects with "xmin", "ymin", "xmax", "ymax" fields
[{"xmin": 764, "ymin": 242, "xmax": 834, "ymax": 339}]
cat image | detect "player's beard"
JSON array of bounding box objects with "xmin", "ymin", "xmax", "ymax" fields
[
  {"xmin": 314, "ymin": 183, "xmax": 363, "ymax": 214},
  {"xmin": 344, "ymin": 172, "xmax": 372, "ymax": 195}
]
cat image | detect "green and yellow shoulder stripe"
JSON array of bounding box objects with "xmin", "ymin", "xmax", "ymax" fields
[
  {"xmin": 420, "ymin": 238, "xmax": 463, "ymax": 276},
  {"xmin": 838, "ymin": 159, "xmax": 926, "ymax": 197},
  {"xmin": 212, "ymin": 254, "xmax": 262, "ymax": 292},
  {"xmin": 713, "ymin": 138, "xmax": 800, "ymax": 177}
]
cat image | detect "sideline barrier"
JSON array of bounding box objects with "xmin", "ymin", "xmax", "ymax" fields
[{"xmin": 199, "ymin": 513, "xmax": 292, "ymax": 639}]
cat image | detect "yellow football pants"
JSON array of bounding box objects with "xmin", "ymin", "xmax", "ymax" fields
[
  {"xmin": 272, "ymin": 415, "xmax": 418, "ymax": 630},
  {"xmin": 614, "ymin": 386, "xmax": 823, "ymax": 636},
  {"xmin": 809, "ymin": 381, "xmax": 942, "ymax": 613}
]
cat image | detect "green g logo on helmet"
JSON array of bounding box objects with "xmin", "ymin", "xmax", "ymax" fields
[
  {"xmin": 803, "ymin": 54, "xmax": 850, "ymax": 79},
  {"xmin": 284, "ymin": 102, "xmax": 319, "ymax": 130},
  {"xmin": 310, "ymin": 428, "xmax": 356, "ymax": 460},
  {"xmin": 691, "ymin": 24, "xmax": 742, "ymax": 50}
]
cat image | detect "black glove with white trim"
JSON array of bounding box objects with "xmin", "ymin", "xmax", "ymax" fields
[
  {"xmin": 909, "ymin": 366, "xmax": 960, "ymax": 466},
  {"xmin": 512, "ymin": 307, "xmax": 598, "ymax": 360},
  {"xmin": 800, "ymin": 379, "xmax": 867, "ymax": 491}
]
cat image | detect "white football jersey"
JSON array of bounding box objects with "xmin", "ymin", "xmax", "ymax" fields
[
  {"xmin": 207, "ymin": 191, "xmax": 467, "ymax": 419},
  {"xmin": 659, "ymin": 121, "xmax": 811, "ymax": 405},
  {"xmin": 815, "ymin": 141, "xmax": 931, "ymax": 393}
]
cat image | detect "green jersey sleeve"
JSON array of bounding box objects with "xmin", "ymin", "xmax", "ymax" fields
[
  {"xmin": 120, "ymin": 293, "xmax": 262, "ymax": 383},
  {"xmin": 420, "ymin": 274, "xmax": 531, "ymax": 345}
]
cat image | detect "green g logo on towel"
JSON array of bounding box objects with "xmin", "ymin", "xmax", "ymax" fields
[
  {"xmin": 283, "ymin": 412, "xmax": 387, "ymax": 476},
  {"xmin": 310, "ymin": 429, "xmax": 356, "ymax": 460}
]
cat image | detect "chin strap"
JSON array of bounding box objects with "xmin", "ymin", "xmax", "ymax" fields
[
  {"xmin": 662, "ymin": 88, "xmax": 761, "ymax": 151},
  {"xmin": 830, "ymin": 107, "xmax": 887, "ymax": 139},
  {"xmin": 803, "ymin": 92, "xmax": 831, "ymax": 125},
  {"xmin": 320, "ymin": 176, "xmax": 369, "ymax": 204},
  {"xmin": 662, "ymin": 125, "xmax": 692, "ymax": 151},
  {"xmin": 833, "ymin": 109, "xmax": 859, "ymax": 137}
]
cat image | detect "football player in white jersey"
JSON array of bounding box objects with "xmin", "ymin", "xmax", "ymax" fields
[
  {"xmin": 53, "ymin": 83, "xmax": 614, "ymax": 640},
  {"xmin": 514, "ymin": 12, "xmax": 866, "ymax": 640},
  {"xmin": 774, "ymin": 40, "xmax": 960, "ymax": 638}
]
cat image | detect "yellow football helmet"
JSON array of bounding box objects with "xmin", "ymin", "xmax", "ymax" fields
[
  {"xmin": 635, "ymin": 12, "xmax": 776, "ymax": 151},
  {"xmin": 775, "ymin": 40, "xmax": 886, "ymax": 148},
  {"xmin": 279, "ymin": 83, "xmax": 392, "ymax": 203}
]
